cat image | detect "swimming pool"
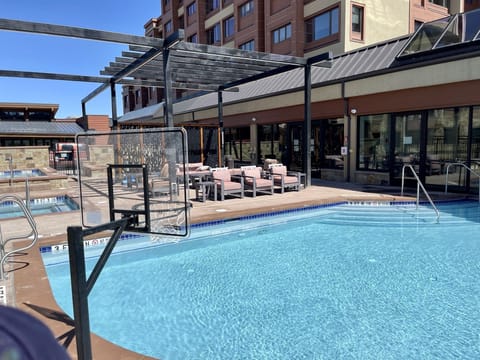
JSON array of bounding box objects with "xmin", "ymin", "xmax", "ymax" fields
[
  {"xmin": 42, "ymin": 201, "xmax": 480, "ymax": 359},
  {"xmin": 0, "ymin": 195, "xmax": 79, "ymax": 219},
  {"xmin": 0, "ymin": 169, "xmax": 46, "ymax": 179}
]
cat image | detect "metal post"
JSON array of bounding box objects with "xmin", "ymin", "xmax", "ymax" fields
[
  {"xmin": 163, "ymin": 47, "xmax": 173, "ymax": 128},
  {"xmin": 110, "ymin": 81, "xmax": 118, "ymax": 129},
  {"xmin": 303, "ymin": 63, "xmax": 312, "ymax": 187},
  {"xmin": 67, "ymin": 226, "xmax": 92, "ymax": 360},
  {"xmin": 218, "ymin": 90, "xmax": 224, "ymax": 167}
]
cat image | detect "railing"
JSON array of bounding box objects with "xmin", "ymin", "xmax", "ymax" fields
[
  {"xmin": 401, "ymin": 164, "xmax": 440, "ymax": 222},
  {"xmin": 444, "ymin": 162, "xmax": 480, "ymax": 202},
  {"xmin": 0, "ymin": 193, "xmax": 38, "ymax": 280}
]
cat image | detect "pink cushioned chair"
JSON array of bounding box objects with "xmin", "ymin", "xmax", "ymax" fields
[
  {"xmin": 241, "ymin": 165, "xmax": 274, "ymax": 197},
  {"xmin": 269, "ymin": 164, "xmax": 302, "ymax": 193},
  {"xmin": 211, "ymin": 167, "xmax": 244, "ymax": 201}
]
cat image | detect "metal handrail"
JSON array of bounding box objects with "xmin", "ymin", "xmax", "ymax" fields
[
  {"xmin": 444, "ymin": 162, "xmax": 480, "ymax": 202},
  {"xmin": 0, "ymin": 194, "xmax": 38, "ymax": 280},
  {"xmin": 401, "ymin": 164, "xmax": 440, "ymax": 222}
]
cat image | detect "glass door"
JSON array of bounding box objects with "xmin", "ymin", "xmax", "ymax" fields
[
  {"xmin": 392, "ymin": 113, "xmax": 423, "ymax": 184},
  {"xmin": 425, "ymin": 108, "xmax": 469, "ymax": 189},
  {"xmin": 288, "ymin": 124, "xmax": 303, "ymax": 172},
  {"xmin": 470, "ymin": 107, "xmax": 480, "ymax": 195}
]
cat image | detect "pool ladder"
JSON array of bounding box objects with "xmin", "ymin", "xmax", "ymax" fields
[
  {"xmin": 401, "ymin": 164, "xmax": 440, "ymax": 223},
  {"xmin": 0, "ymin": 192, "xmax": 38, "ymax": 280}
]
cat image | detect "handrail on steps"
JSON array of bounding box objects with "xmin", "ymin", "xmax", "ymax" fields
[
  {"xmin": 401, "ymin": 164, "xmax": 440, "ymax": 223},
  {"xmin": 0, "ymin": 180, "xmax": 38, "ymax": 280},
  {"xmin": 444, "ymin": 162, "xmax": 480, "ymax": 202}
]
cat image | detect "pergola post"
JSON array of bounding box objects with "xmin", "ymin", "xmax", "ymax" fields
[
  {"xmin": 163, "ymin": 47, "xmax": 173, "ymax": 128},
  {"xmin": 218, "ymin": 90, "xmax": 224, "ymax": 167},
  {"xmin": 303, "ymin": 63, "xmax": 312, "ymax": 187},
  {"xmin": 110, "ymin": 81, "xmax": 118, "ymax": 129}
]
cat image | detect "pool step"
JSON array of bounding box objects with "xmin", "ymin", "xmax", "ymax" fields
[{"xmin": 314, "ymin": 203, "xmax": 480, "ymax": 226}]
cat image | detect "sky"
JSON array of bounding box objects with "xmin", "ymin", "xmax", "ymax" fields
[{"xmin": 0, "ymin": 1, "xmax": 161, "ymax": 118}]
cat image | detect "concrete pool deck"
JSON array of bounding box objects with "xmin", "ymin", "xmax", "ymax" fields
[{"xmin": 1, "ymin": 178, "xmax": 460, "ymax": 359}]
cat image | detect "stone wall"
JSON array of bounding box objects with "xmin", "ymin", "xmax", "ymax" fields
[
  {"xmin": 88, "ymin": 145, "xmax": 114, "ymax": 165},
  {"xmin": 0, "ymin": 146, "xmax": 50, "ymax": 171}
]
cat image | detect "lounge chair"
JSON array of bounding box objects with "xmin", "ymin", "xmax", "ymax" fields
[
  {"xmin": 241, "ymin": 165, "xmax": 274, "ymax": 197},
  {"xmin": 211, "ymin": 167, "xmax": 244, "ymax": 201},
  {"xmin": 269, "ymin": 164, "xmax": 303, "ymax": 193}
]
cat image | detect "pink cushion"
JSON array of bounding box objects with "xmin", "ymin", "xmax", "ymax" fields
[
  {"xmin": 221, "ymin": 182, "xmax": 242, "ymax": 190},
  {"xmin": 212, "ymin": 169, "xmax": 231, "ymax": 182},
  {"xmin": 243, "ymin": 168, "xmax": 261, "ymax": 178},
  {"xmin": 271, "ymin": 165, "xmax": 287, "ymax": 176},
  {"xmin": 254, "ymin": 178, "xmax": 273, "ymax": 187}
]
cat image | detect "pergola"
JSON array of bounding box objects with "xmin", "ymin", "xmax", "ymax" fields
[{"xmin": 0, "ymin": 18, "xmax": 332, "ymax": 185}]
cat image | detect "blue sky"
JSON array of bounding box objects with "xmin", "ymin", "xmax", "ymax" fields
[{"xmin": 1, "ymin": 1, "xmax": 161, "ymax": 118}]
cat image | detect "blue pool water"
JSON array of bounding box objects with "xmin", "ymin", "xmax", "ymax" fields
[
  {"xmin": 0, "ymin": 169, "xmax": 46, "ymax": 179},
  {"xmin": 42, "ymin": 201, "xmax": 480, "ymax": 359},
  {"xmin": 0, "ymin": 196, "xmax": 79, "ymax": 219}
]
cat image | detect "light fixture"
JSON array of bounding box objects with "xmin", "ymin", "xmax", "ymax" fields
[
  {"xmin": 350, "ymin": 109, "xmax": 357, "ymax": 115},
  {"xmin": 251, "ymin": 117, "xmax": 256, "ymax": 122}
]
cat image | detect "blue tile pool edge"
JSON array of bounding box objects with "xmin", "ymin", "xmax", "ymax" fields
[
  {"xmin": 40, "ymin": 199, "xmax": 428, "ymax": 254},
  {"xmin": 39, "ymin": 198, "xmax": 472, "ymax": 255}
]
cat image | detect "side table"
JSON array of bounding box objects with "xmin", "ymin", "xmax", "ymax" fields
[{"xmin": 194, "ymin": 181, "xmax": 216, "ymax": 202}]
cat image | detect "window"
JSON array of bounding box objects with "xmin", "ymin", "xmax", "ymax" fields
[
  {"xmin": 187, "ymin": 2, "xmax": 196, "ymax": 16},
  {"xmin": 135, "ymin": 89, "xmax": 141, "ymax": 105},
  {"xmin": 188, "ymin": 33, "xmax": 198, "ymax": 43},
  {"xmin": 429, "ymin": 0, "xmax": 449, "ymax": 7},
  {"xmin": 206, "ymin": 0, "xmax": 220, "ymax": 13},
  {"xmin": 358, "ymin": 114, "xmax": 390, "ymax": 171},
  {"xmin": 240, "ymin": 0, "xmax": 254, "ymax": 17},
  {"xmin": 240, "ymin": 39, "xmax": 255, "ymax": 51},
  {"xmin": 207, "ymin": 23, "xmax": 221, "ymax": 44},
  {"xmin": 305, "ymin": 7, "xmax": 339, "ymax": 43},
  {"xmin": 351, "ymin": 4, "xmax": 364, "ymax": 40},
  {"xmin": 224, "ymin": 16, "xmax": 235, "ymax": 38},
  {"xmin": 273, "ymin": 23, "xmax": 291, "ymax": 44},
  {"xmin": 165, "ymin": 20, "xmax": 172, "ymax": 34}
]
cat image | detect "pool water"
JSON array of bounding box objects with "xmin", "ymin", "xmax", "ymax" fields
[
  {"xmin": 0, "ymin": 196, "xmax": 79, "ymax": 219},
  {"xmin": 42, "ymin": 201, "xmax": 480, "ymax": 359},
  {"xmin": 0, "ymin": 169, "xmax": 46, "ymax": 179}
]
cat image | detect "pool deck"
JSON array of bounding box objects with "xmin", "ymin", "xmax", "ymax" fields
[{"xmin": 1, "ymin": 178, "xmax": 459, "ymax": 359}]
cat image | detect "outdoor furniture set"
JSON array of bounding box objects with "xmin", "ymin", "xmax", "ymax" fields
[{"xmin": 188, "ymin": 163, "xmax": 305, "ymax": 202}]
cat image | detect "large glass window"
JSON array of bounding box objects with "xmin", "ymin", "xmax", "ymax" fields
[
  {"xmin": 206, "ymin": 23, "xmax": 221, "ymax": 44},
  {"xmin": 164, "ymin": 20, "xmax": 172, "ymax": 34},
  {"xmin": 323, "ymin": 119, "xmax": 345, "ymax": 169},
  {"xmin": 258, "ymin": 124, "xmax": 283, "ymax": 164},
  {"xmin": 358, "ymin": 114, "xmax": 390, "ymax": 171},
  {"xmin": 470, "ymin": 106, "xmax": 480, "ymax": 193},
  {"xmin": 273, "ymin": 23, "xmax": 292, "ymax": 44},
  {"xmin": 239, "ymin": 39, "xmax": 255, "ymax": 51},
  {"xmin": 206, "ymin": 0, "xmax": 220, "ymax": 13},
  {"xmin": 351, "ymin": 4, "xmax": 364, "ymax": 40},
  {"xmin": 224, "ymin": 127, "xmax": 251, "ymax": 165},
  {"xmin": 187, "ymin": 2, "xmax": 196, "ymax": 16},
  {"xmin": 240, "ymin": 0, "xmax": 254, "ymax": 17},
  {"xmin": 305, "ymin": 7, "xmax": 339, "ymax": 43},
  {"xmin": 426, "ymin": 107, "xmax": 469, "ymax": 186},
  {"xmin": 224, "ymin": 16, "xmax": 235, "ymax": 38}
]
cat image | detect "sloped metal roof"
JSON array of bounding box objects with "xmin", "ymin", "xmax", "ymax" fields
[
  {"xmin": 118, "ymin": 102, "xmax": 164, "ymax": 123},
  {"xmin": 0, "ymin": 121, "xmax": 84, "ymax": 136},
  {"xmin": 173, "ymin": 36, "xmax": 410, "ymax": 115}
]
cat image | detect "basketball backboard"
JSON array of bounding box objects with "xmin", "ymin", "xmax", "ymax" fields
[{"xmin": 75, "ymin": 127, "xmax": 190, "ymax": 238}]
